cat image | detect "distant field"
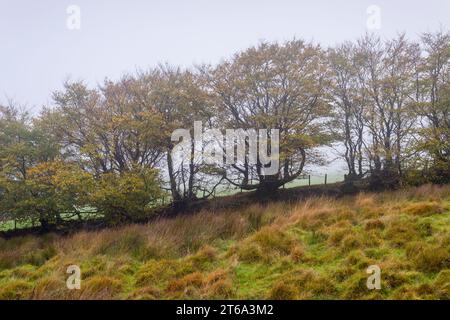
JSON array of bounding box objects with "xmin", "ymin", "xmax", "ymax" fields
[
  {"xmin": 0, "ymin": 173, "xmax": 345, "ymax": 232},
  {"xmin": 213, "ymin": 172, "xmax": 345, "ymax": 197},
  {"xmin": 0, "ymin": 184, "xmax": 448, "ymax": 300}
]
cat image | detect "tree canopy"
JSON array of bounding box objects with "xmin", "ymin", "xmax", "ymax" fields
[{"xmin": 1, "ymin": 31, "xmax": 449, "ymax": 231}]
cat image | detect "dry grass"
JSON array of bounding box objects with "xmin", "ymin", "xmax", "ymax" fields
[{"xmin": 0, "ymin": 184, "xmax": 449, "ymax": 300}]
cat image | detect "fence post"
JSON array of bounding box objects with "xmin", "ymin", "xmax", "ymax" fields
[
  {"xmin": 324, "ymin": 174, "xmax": 327, "ymax": 185},
  {"xmin": 308, "ymin": 175, "xmax": 311, "ymax": 187}
]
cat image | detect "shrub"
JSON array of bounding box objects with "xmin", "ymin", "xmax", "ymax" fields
[
  {"xmin": 89, "ymin": 168, "xmax": 161, "ymax": 223},
  {"xmin": 1, "ymin": 161, "xmax": 94, "ymax": 231}
]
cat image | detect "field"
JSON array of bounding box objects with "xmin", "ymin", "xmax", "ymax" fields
[{"xmin": 0, "ymin": 184, "xmax": 449, "ymax": 300}]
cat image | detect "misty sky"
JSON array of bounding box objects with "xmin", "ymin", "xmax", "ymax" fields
[{"xmin": 0, "ymin": 0, "xmax": 448, "ymax": 112}]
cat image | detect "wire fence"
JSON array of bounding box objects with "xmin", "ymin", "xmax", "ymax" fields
[
  {"xmin": 159, "ymin": 172, "xmax": 346, "ymax": 202},
  {"xmin": 1, "ymin": 172, "xmax": 345, "ymax": 232}
]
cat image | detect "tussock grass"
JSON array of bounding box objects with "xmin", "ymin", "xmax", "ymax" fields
[{"xmin": 0, "ymin": 184, "xmax": 449, "ymax": 299}]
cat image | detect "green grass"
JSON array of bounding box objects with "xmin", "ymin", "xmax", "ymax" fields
[{"xmin": 0, "ymin": 184, "xmax": 449, "ymax": 300}]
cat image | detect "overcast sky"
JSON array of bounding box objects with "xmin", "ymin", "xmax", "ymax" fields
[{"xmin": 0, "ymin": 0, "xmax": 448, "ymax": 112}]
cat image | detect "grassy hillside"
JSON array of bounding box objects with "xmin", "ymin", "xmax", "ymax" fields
[{"xmin": 0, "ymin": 184, "xmax": 449, "ymax": 300}]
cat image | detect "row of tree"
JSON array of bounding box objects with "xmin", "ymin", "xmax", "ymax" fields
[{"xmin": 1, "ymin": 31, "xmax": 449, "ymax": 230}]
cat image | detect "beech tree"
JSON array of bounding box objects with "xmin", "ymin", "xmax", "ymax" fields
[
  {"xmin": 1, "ymin": 32, "xmax": 449, "ymax": 232},
  {"xmin": 328, "ymin": 42, "xmax": 366, "ymax": 180},
  {"xmin": 142, "ymin": 66, "xmax": 218, "ymax": 203},
  {"xmin": 353, "ymin": 34, "xmax": 420, "ymax": 187},
  {"xmin": 49, "ymin": 80, "xmax": 164, "ymax": 174},
  {"xmin": 413, "ymin": 30, "xmax": 450, "ymax": 183},
  {"xmin": 205, "ymin": 40, "xmax": 332, "ymax": 193}
]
